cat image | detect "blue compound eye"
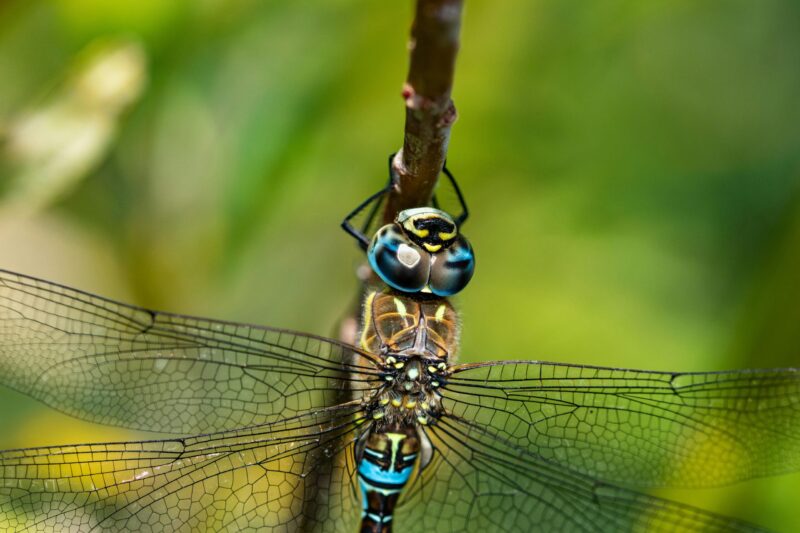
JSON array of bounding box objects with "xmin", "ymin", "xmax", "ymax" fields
[
  {"xmin": 368, "ymin": 225, "xmax": 431, "ymax": 293},
  {"xmin": 428, "ymin": 235, "xmax": 475, "ymax": 297}
]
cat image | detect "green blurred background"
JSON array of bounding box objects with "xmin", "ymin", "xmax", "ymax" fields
[{"xmin": 1, "ymin": 0, "xmax": 799, "ymax": 530}]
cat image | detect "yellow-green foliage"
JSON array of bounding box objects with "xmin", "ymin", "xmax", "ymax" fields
[{"xmin": 0, "ymin": 0, "xmax": 798, "ymax": 529}]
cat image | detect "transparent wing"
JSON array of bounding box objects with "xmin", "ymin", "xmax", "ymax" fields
[
  {"xmin": 443, "ymin": 361, "xmax": 800, "ymax": 487},
  {"xmin": 398, "ymin": 415, "xmax": 766, "ymax": 533},
  {"xmin": 0, "ymin": 404, "xmax": 364, "ymax": 532},
  {"xmin": 0, "ymin": 269, "xmax": 381, "ymax": 434}
]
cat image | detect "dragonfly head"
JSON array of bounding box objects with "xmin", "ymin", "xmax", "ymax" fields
[{"xmin": 367, "ymin": 207, "xmax": 475, "ymax": 296}]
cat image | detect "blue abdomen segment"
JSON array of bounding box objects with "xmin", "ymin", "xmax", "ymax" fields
[
  {"xmin": 359, "ymin": 450, "xmax": 414, "ymax": 487},
  {"xmin": 357, "ymin": 427, "xmax": 420, "ymax": 533}
]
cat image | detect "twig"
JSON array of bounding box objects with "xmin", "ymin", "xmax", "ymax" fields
[
  {"xmin": 383, "ymin": 0, "xmax": 464, "ymax": 223},
  {"xmin": 325, "ymin": 3, "xmax": 466, "ymax": 521}
]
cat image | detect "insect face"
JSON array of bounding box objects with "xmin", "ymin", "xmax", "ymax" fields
[{"xmin": 368, "ymin": 208, "xmax": 475, "ymax": 296}]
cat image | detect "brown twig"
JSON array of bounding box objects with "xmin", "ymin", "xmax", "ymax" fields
[
  {"xmin": 324, "ymin": 4, "xmax": 465, "ymax": 522},
  {"xmin": 382, "ymin": 0, "xmax": 464, "ymax": 223}
]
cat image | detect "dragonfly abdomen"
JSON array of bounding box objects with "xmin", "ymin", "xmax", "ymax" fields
[{"xmin": 357, "ymin": 425, "xmax": 420, "ymax": 533}]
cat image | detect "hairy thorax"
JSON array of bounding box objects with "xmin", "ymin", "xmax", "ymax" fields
[{"xmin": 358, "ymin": 289, "xmax": 460, "ymax": 427}]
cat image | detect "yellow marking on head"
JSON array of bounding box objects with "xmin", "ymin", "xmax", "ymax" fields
[
  {"xmin": 359, "ymin": 291, "xmax": 377, "ymax": 351},
  {"xmin": 394, "ymin": 362, "xmax": 405, "ymax": 369},
  {"xmin": 434, "ymin": 304, "xmax": 446, "ymax": 322},
  {"xmin": 427, "ymin": 365, "xmax": 438, "ymax": 374},
  {"xmin": 402, "ymin": 218, "xmax": 429, "ymax": 237},
  {"xmin": 437, "ymin": 362, "xmax": 447, "ymax": 370},
  {"xmin": 438, "ymin": 230, "xmax": 457, "ymax": 241},
  {"xmin": 423, "ymin": 243, "xmax": 442, "ymax": 253}
]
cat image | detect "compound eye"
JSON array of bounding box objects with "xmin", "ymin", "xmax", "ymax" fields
[
  {"xmin": 429, "ymin": 235, "xmax": 475, "ymax": 296},
  {"xmin": 368, "ymin": 225, "xmax": 431, "ymax": 293}
]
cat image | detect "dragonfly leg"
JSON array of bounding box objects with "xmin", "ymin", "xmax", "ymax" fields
[
  {"xmin": 441, "ymin": 161, "xmax": 469, "ymax": 227},
  {"xmin": 341, "ymin": 154, "xmax": 397, "ymax": 250}
]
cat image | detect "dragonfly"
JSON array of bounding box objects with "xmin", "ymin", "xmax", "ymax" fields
[{"xmin": 0, "ymin": 159, "xmax": 799, "ymax": 533}]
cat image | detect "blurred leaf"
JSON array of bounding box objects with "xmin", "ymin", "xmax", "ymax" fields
[
  {"xmin": 53, "ymin": 0, "xmax": 191, "ymax": 47},
  {"xmin": 0, "ymin": 39, "xmax": 147, "ymax": 215}
]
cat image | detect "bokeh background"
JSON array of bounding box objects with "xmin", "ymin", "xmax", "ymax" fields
[{"xmin": 1, "ymin": 0, "xmax": 799, "ymax": 530}]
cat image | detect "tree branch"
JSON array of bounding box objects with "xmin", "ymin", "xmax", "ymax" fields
[{"xmin": 383, "ymin": 0, "xmax": 463, "ymax": 223}]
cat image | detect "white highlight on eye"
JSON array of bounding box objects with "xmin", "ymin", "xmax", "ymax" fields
[{"xmin": 397, "ymin": 243, "xmax": 421, "ymax": 267}]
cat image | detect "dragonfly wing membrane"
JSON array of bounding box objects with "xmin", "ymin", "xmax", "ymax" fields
[
  {"xmin": 396, "ymin": 415, "xmax": 765, "ymax": 533},
  {"xmin": 0, "ymin": 405, "xmax": 363, "ymax": 532},
  {"xmin": 444, "ymin": 361, "xmax": 800, "ymax": 488},
  {"xmin": 0, "ymin": 269, "xmax": 379, "ymax": 435}
]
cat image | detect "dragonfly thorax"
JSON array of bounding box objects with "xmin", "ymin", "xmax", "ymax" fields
[
  {"xmin": 359, "ymin": 289, "xmax": 460, "ymax": 358},
  {"xmin": 358, "ymin": 290, "xmax": 457, "ymax": 429},
  {"xmin": 367, "ymin": 354, "xmax": 446, "ymax": 427}
]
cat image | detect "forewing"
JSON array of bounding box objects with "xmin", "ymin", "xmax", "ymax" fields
[
  {"xmin": 0, "ymin": 269, "xmax": 380, "ymax": 434},
  {"xmin": 0, "ymin": 404, "xmax": 364, "ymax": 532},
  {"xmin": 397, "ymin": 415, "xmax": 765, "ymax": 533},
  {"xmin": 443, "ymin": 361, "xmax": 800, "ymax": 487}
]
